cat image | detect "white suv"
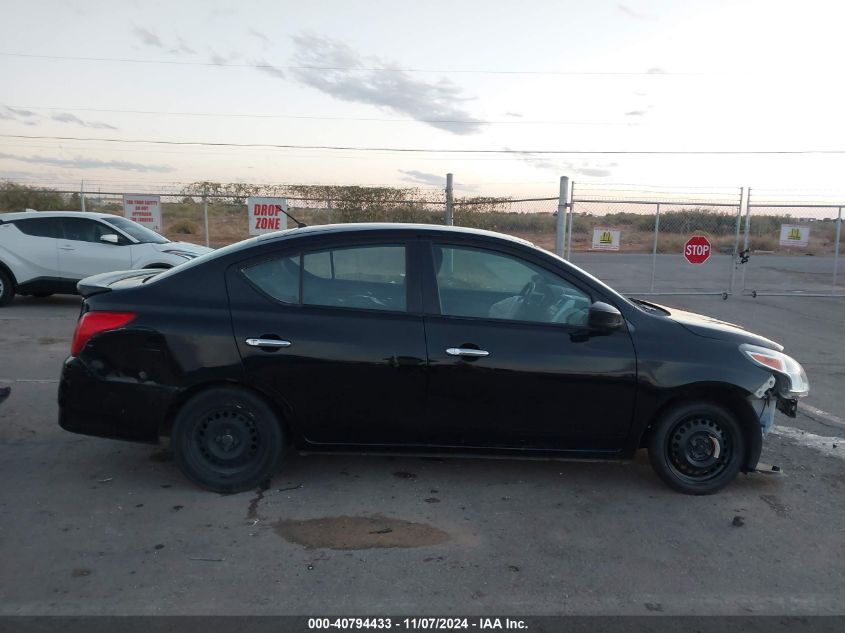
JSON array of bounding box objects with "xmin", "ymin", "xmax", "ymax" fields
[{"xmin": 0, "ymin": 210, "xmax": 211, "ymax": 306}]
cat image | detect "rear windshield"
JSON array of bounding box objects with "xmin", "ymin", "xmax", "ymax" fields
[{"xmin": 101, "ymin": 216, "xmax": 169, "ymax": 244}]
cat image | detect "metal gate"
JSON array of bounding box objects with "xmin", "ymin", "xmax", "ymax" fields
[
  {"xmin": 740, "ymin": 191, "xmax": 844, "ymax": 297},
  {"xmin": 567, "ymin": 184, "xmax": 744, "ymax": 297}
]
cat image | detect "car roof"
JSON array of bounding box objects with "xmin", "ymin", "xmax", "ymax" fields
[
  {"xmin": 256, "ymin": 223, "xmax": 535, "ymax": 247},
  {"xmin": 0, "ymin": 210, "xmax": 117, "ymax": 222}
]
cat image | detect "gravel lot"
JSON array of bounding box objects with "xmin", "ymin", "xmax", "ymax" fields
[{"xmin": 1, "ymin": 278, "xmax": 844, "ymax": 615}]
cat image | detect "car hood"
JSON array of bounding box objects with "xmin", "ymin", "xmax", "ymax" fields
[
  {"xmin": 153, "ymin": 241, "xmax": 213, "ymax": 255},
  {"xmin": 649, "ymin": 303, "xmax": 783, "ymax": 351}
]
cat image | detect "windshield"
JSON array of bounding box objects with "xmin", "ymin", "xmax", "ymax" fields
[{"xmin": 101, "ymin": 216, "xmax": 170, "ymax": 244}]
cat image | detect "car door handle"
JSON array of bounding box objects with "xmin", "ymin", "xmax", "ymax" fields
[
  {"xmin": 446, "ymin": 347, "xmax": 489, "ymax": 357},
  {"xmin": 245, "ymin": 338, "xmax": 292, "ymax": 348},
  {"xmin": 60, "ymin": 246, "xmax": 75, "ymax": 251}
]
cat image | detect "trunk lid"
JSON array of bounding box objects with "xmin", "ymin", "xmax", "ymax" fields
[{"xmin": 77, "ymin": 269, "xmax": 163, "ymax": 298}]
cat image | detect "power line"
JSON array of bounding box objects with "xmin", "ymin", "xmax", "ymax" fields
[
  {"xmin": 3, "ymin": 134, "xmax": 845, "ymax": 155},
  {"xmin": 0, "ymin": 104, "xmax": 644, "ymax": 127},
  {"xmin": 0, "ymin": 51, "xmax": 701, "ymax": 76}
]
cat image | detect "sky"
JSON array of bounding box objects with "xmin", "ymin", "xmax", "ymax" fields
[{"xmin": 2, "ymin": 0, "xmax": 845, "ymax": 198}]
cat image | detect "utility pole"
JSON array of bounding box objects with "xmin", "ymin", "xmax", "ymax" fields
[
  {"xmin": 556, "ymin": 176, "xmax": 569, "ymax": 257},
  {"xmin": 445, "ymin": 173, "xmax": 454, "ymax": 226}
]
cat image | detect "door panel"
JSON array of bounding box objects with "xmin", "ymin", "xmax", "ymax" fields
[
  {"xmin": 424, "ymin": 317, "xmax": 637, "ymax": 450},
  {"xmin": 423, "ymin": 243, "xmax": 637, "ymax": 451},
  {"xmin": 58, "ymin": 218, "xmax": 132, "ymax": 280},
  {"xmin": 5, "ymin": 219, "xmax": 60, "ymax": 283},
  {"xmin": 226, "ymin": 241, "xmax": 428, "ymax": 446}
]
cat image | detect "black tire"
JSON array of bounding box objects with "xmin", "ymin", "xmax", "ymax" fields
[
  {"xmin": 647, "ymin": 401, "xmax": 746, "ymax": 495},
  {"xmin": 0, "ymin": 268, "xmax": 14, "ymax": 307},
  {"xmin": 171, "ymin": 386, "xmax": 284, "ymax": 493}
]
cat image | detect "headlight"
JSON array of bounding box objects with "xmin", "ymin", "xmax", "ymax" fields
[
  {"xmin": 739, "ymin": 343, "xmax": 809, "ymax": 398},
  {"xmin": 163, "ymin": 250, "xmax": 198, "ymax": 260}
]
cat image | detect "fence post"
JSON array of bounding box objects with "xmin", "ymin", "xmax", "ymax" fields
[
  {"xmin": 556, "ymin": 176, "xmax": 569, "ymax": 257},
  {"xmin": 741, "ymin": 187, "xmax": 752, "ymax": 291},
  {"xmin": 834, "ymin": 206, "xmax": 842, "ymax": 294},
  {"xmin": 649, "ymin": 203, "xmax": 661, "ymax": 292},
  {"xmin": 202, "ymin": 188, "xmax": 210, "ymax": 248},
  {"xmin": 729, "ymin": 187, "xmax": 744, "ymax": 295},
  {"xmin": 565, "ymin": 180, "xmax": 575, "ymax": 259},
  {"xmin": 445, "ymin": 173, "xmax": 454, "ymax": 226}
]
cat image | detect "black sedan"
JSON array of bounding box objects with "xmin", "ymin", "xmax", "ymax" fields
[{"xmin": 58, "ymin": 224, "xmax": 809, "ymax": 494}]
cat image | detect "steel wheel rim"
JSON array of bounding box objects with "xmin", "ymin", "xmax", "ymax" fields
[
  {"xmin": 193, "ymin": 407, "xmax": 261, "ymax": 472},
  {"xmin": 666, "ymin": 415, "xmax": 733, "ymax": 483}
]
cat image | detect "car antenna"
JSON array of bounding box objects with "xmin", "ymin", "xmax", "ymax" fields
[{"xmin": 276, "ymin": 204, "xmax": 307, "ymax": 228}]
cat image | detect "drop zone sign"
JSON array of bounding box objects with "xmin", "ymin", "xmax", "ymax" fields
[
  {"xmin": 684, "ymin": 235, "xmax": 712, "ymax": 265},
  {"xmin": 123, "ymin": 194, "xmax": 162, "ymax": 232},
  {"xmin": 248, "ymin": 197, "xmax": 288, "ymax": 235}
]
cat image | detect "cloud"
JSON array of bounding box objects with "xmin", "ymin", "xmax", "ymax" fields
[
  {"xmin": 625, "ymin": 110, "xmax": 646, "ymax": 116},
  {"xmin": 617, "ymin": 4, "xmax": 652, "ymax": 20},
  {"xmin": 398, "ymin": 169, "xmax": 444, "ymax": 187},
  {"xmin": 250, "ymin": 28, "xmax": 270, "ymax": 45},
  {"xmin": 252, "ymin": 58, "xmax": 286, "ymax": 78},
  {"xmin": 1, "ymin": 106, "xmax": 39, "ymax": 126},
  {"xmin": 510, "ymin": 148, "xmax": 615, "ymax": 178},
  {"xmin": 288, "ymin": 33, "xmax": 483, "ymax": 135},
  {"xmin": 2, "ymin": 106, "xmax": 118, "ymax": 129},
  {"xmin": 5, "ymin": 106, "xmax": 38, "ymax": 118},
  {"xmin": 50, "ymin": 112, "xmax": 118, "ymax": 130},
  {"xmin": 170, "ymin": 38, "xmax": 195, "ymax": 55},
  {"xmin": 132, "ymin": 25, "xmax": 163, "ymax": 48},
  {"xmin": 0, "ymin": 152, "xmax": 174, "ymax": 173},
  {"xmin": 505, "ymin": 111, "xmax": 523, "ymax": 118},
  {"xmin": 210, "ymin": 53, "xmax": 229, "ymax": 66},
  {"xmin": 646, "ymin": 66, "xmax": 666, "ymax": 74}
]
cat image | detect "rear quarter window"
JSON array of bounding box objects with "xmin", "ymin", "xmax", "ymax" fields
[
  {"xmin": 242, "ymin": 255, "xmax": 301, "ymax": 304},
  {"xmin": 9, "ymin": 217, "xmax": 62, "ymax": 238}
]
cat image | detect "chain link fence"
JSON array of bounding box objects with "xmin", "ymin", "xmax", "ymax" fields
[
  {"xmin": 740, "ymin": 190, "xmax": 844, "ymax": 297},
  {"xmin": 2, "ymin": 179, "xmax": 843, "ymax": 298}
]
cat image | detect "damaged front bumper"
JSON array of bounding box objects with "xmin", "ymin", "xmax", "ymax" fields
[{"xmin": 748, "ymin": 372, "xmax": 804, "ymax": 438}]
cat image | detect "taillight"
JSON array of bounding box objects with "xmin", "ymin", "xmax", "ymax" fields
[{"xmin": 71, "ymin": 311, "xmax": 136, "ymax": 356}]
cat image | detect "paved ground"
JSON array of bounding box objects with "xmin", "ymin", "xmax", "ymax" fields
[{"xmin": 1, "ymin": 287, "xmax": 844, "ymax": 616}]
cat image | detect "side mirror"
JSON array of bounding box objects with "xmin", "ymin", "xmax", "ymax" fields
[
  {"xmin": 588, "ymin": 301, "xmax": 624, "ymax": 332},
  {"xmin": 100, "ymin": 234, "xmax": 120, "ymax": 245}
]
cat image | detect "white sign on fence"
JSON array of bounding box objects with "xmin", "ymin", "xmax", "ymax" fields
[
  {"xmin": 247, "ymin": 197, "xmax": 288, "ymax": 235},
  {"xmin": 122, "ymin": 194, "xmax": 162, "ymax": 232},
  {"xmin": 779, "ymin": 224, "xmax": 810, "ymax": 247},
  {"xmin": 591, "ymin": 227, "xmax": 621, "ymax": 251}
]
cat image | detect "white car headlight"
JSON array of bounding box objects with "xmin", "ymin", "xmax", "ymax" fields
[{"xmin": 740, "ymin": 343, "xmax": 809, "ymax": 398}]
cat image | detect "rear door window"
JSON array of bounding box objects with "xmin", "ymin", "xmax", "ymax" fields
[
  {"xmin": 240, "ymin": 244, "xmax": 407, "ymax": 313},
  {"xmin": 303, "ymin": 244, "xmax": 406, "ymax": 312}
]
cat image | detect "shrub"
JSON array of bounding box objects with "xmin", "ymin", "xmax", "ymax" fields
[{"xmin": 169, "ymin": 219, "xmax": 200, "ymax": 235}]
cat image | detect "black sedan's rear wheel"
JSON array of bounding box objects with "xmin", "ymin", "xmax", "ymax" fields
[
  {"xmin": 647, "ymin": 401, "xmax": 745, "ymax": 495},
  {"xmin": 171, "ymin": 386, "xmax": 284, "ymax": 493}
]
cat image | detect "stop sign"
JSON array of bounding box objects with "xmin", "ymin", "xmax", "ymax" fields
[{"xmin": 684, "ymin": 235, "xmax": 712, "ymax": 264}]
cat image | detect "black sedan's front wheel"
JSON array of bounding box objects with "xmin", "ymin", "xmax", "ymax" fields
[
  {"xmin": 171, "ymin": 386, "xmax": 284, "ymax": 493},
  {"xmin": 648, "ymin": 401, "xmax": 746, "ymax": 495}
]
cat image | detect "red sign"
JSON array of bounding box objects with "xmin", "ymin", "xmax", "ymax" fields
[{"xmin": 684, "ymin": 235, "xmax": 712, "ymax": 265}]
